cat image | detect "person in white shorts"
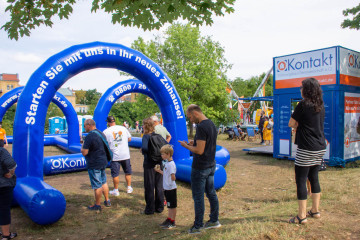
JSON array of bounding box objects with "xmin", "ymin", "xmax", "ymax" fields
[{"xmin": 103, "ymin": 116, "xmax": 133, "ymax": 195}]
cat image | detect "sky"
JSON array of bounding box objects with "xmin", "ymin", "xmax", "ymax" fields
[{"xmin": 0, "ymin": 0, "xmax": 359, "ymax": 93}]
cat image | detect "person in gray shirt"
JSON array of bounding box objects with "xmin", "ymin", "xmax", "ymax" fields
[{"xmin": 151, "ymin": 116, "xmax": 171, "ymax": 143}]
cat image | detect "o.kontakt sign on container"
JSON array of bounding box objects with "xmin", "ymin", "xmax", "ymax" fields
[{"xmin": 274, "ymin": 47, "xmax": 337, "ymax": 89}]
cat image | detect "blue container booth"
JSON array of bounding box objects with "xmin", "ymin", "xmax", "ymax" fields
[{"xmin": 273, "ymin": 46, "xmax": 360, "ymax": 166}]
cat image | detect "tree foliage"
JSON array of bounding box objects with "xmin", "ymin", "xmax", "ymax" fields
[
  {"xmin": 130, "ymin": 23, "xmax": 231, "ymax": 126},
  {"xmin": 341, "ymin": 3, "xmax": 360, "ymax": 30},
  {"xmin": 75, "ymin": 90, "xmax": 87, "ymax": 104},
  {"xmin": 2, "ymin": 0, "xmax": 235, "ymax": 40}
]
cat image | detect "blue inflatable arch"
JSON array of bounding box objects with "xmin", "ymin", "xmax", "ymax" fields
[
  {"xmin": 94, "ymin": 79, "xmax": 231, "ymax": 165},
  {"xmin": 13, "ymin": 42, "xmax": 227, "ymax": 225},
  {"xmin": 93, "ymin": 79, "xmax": 155, "ymax": 132},
  {"xmin": 0, "ymin": 86, "xmax": 81, "ymax": 151},
  {"xmin": 12, "ymin": 42, "xmax": 191, "ymax": 225}
]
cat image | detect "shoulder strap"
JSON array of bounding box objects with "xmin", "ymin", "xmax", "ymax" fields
[{"xmin": 90, "ymin": 130, "xmax": 113, "ymax": 161}]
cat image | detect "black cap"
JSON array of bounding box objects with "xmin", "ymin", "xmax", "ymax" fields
[{"xmin": 106, "ymin": 116, "xmax": 115, "ymax": 123}]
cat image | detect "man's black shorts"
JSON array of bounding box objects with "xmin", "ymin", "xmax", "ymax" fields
[
  {"xmin": 110, "ymin": 159, "xmax": 132, "ymax": 177},
  {"xmin": 164, "ymin": 189, "xmax": 177, "ymax": 208}
]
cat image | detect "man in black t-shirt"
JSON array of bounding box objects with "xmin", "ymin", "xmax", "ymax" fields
[
  {"xmin": 179, "ymin": 104, "xmax": 221, "ymax": 234},
  {"xmin": 81, "ymin": 119, "xmax": 110, "ymax": 211},
  {"xmin": 258, "ymin": 111, "xmax": 265, "ymax": 144}
]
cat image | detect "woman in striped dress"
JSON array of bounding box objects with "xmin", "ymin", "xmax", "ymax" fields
[{"xmin": 288, "ymin": 78, "xmax": 326, "ymax": 224}]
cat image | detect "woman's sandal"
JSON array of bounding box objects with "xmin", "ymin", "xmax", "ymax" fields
[
  {"xmin": 288, "ymin": 215, "xmax": 307, "ymax": 224},
  {"xmin": 307, "ymin": 210, "xmax": 321, "ymax": 219},
  {"xmin": 1, "ymin": 232, "xmax": 17, "ymax": 240}
]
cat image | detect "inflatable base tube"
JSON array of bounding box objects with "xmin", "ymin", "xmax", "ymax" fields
[
  {"xmin": 215, "ymin": 145, "xmax": 231, "ymax": 166},
  {"xmin": 43, "ymin": 153, "xmax": 86, "ymax": 175},
  {"xmin": 128, "ymin": 137, "xmax": 142, "ymax": 148},
  {"xmin": 53, "ymin": 136, "xmax": 81, "ymax": 154},
  {"xmin": 14, "ymin": 177, "xmax": 66, "ymax": 225},
  {"xmin": 175, "ymin": 158, "xmax": 227, "ymax": 190}
]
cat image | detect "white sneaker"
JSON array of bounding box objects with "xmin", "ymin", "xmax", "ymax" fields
[
  {"xmin": 110, "ymin": 189, "xmax": 120, "ymax": 196},
  {"xmin": 127, "ymin": 186, "xmax": 133, "ymax": 194}
]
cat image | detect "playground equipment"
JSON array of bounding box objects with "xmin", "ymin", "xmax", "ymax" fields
[
  {"xmin": 228, "ymin": 68, "xmax": 273, "ymax": 125},
  {"xmin": 273, "ymin": 46, "xmax": 360, "ymax": 166},
  {"xmin": 12, "ymin": 42, "xmax": 229, "ymax": 225}
]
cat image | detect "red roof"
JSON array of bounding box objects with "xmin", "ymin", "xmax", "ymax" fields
[{"xmin": 1, "ymin": 74, "xmax": 19, "ymax": 81}]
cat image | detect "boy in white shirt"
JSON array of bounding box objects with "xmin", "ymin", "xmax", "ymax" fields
[{"xmin": 154, "ymin": 144, "xmax": 177, "ymax": 229}]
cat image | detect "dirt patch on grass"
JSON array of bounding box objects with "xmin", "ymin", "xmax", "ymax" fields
[{"xmin": 8, "ymin": 139, "xmax": 360, "ymax": 240}]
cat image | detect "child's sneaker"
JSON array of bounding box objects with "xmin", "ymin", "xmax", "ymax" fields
[
  {"xmin": 110, "ymin": 189, "xmax": 119, "ymax": 196},
  {"xmin": 159, "ymin": 218, "xmax": 170, "ymax": 227},
  {"xmin": 127, "ymin": 186, "xmax": 133, "ymax": 194},
  {"xmin": 162, "ymin": 221, "xmax": 176, "ymax": 229}
]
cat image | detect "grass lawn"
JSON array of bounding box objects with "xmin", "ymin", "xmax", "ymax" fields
[{"xmin": 5, "ymin": 137, "xmax": 360, "ymax": 240}]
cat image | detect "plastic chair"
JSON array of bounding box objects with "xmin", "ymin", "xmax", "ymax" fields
[{"xmin": 246, "ymin": 127, "xmax": 256, "ymax": 142}]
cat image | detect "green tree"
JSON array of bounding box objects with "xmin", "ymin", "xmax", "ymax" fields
[
  {"xmin": 75, "ymin": 90, "xmax": 87, "ymax": 104},
  {"xmin": 131, "ymin": 23, "xmax": 231, "ymax": 132},
  {"xmin": 45, "ymin": 102, "xmax": 64, "ymax": 134},
  {"xmin": 85, "ymin": 89, "xmax": 102, "ymax": 105},
  {"xmin": 2, "ymin": 0, "xmax": 235, "ymax": 40},
  {"xmin": 2, "ymin": 105, "xmax": 16, "ymax": 136},
  {"xmin": 341, "ymin": 3, "xmax": 360, "ymax": 30}
]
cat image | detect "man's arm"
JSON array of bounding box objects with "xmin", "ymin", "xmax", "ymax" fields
[
  {"xmin": 4, "ymin": 166, "xmax": 16, "ymax": 178},
  {"xmin": 166, "ymin": 134, "xmax": 171, "ymax": 143},
  {"xmin": 81, "ymin": 148, "xmax": 89, "ymax": 156},
  {"xmin": 179, "ymin": 140, "xmax": 206, "ymax": 155}
]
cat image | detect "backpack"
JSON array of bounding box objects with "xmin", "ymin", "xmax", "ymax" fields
[
  {"xmin": 266, "ymin": 120, "xmax": 273, "ymax": 130},
  {"xmin": 148, "ymin": 133, "xmax": 168, "ymax": 163}
]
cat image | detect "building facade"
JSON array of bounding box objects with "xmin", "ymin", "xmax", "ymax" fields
[{"xmin": 0, "ymin": 73, "xmax": 21, "ymax": 97}]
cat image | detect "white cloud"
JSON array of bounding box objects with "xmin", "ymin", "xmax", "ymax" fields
[{"xmin": 12, "ymin": 52, "xmax": 43, "ymax": 64}]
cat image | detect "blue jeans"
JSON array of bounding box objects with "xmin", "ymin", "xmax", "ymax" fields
[
  {"xmin": 88, "ymin": 168, "xmax": 107, "ymax": 189},
  {"xmin": 191, "ymin": 165, "xmax": 219, "ymax": 228}
]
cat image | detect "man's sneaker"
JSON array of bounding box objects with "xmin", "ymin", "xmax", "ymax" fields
[
  {"xmin": 104, "ymin": 200, "xmax": 111, "ymax": 207},
  {"xmin": 204, "ymin": 220, "xmax": 221, "ymax": 229},
  {"xmin": 87, "ymin": 204, "xmax": 101, "ymax": 211},
  {"xmin": 127, "ymin": 186, "xmax": 133, "ymax": 194},
  {"xmin": 162, "ymin": 221, "xmax": 176, "ymax": 229},
  {"xmin": 159, "ymin": 218, "xmax": 171, "ymax": 227},
  {"xmin": 188, "ymin": 225, "xmax": 202, "ymax": 234},
  {"xmin": 110, "ymin": 189, "xmax": 120, "ymax": 196}
]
